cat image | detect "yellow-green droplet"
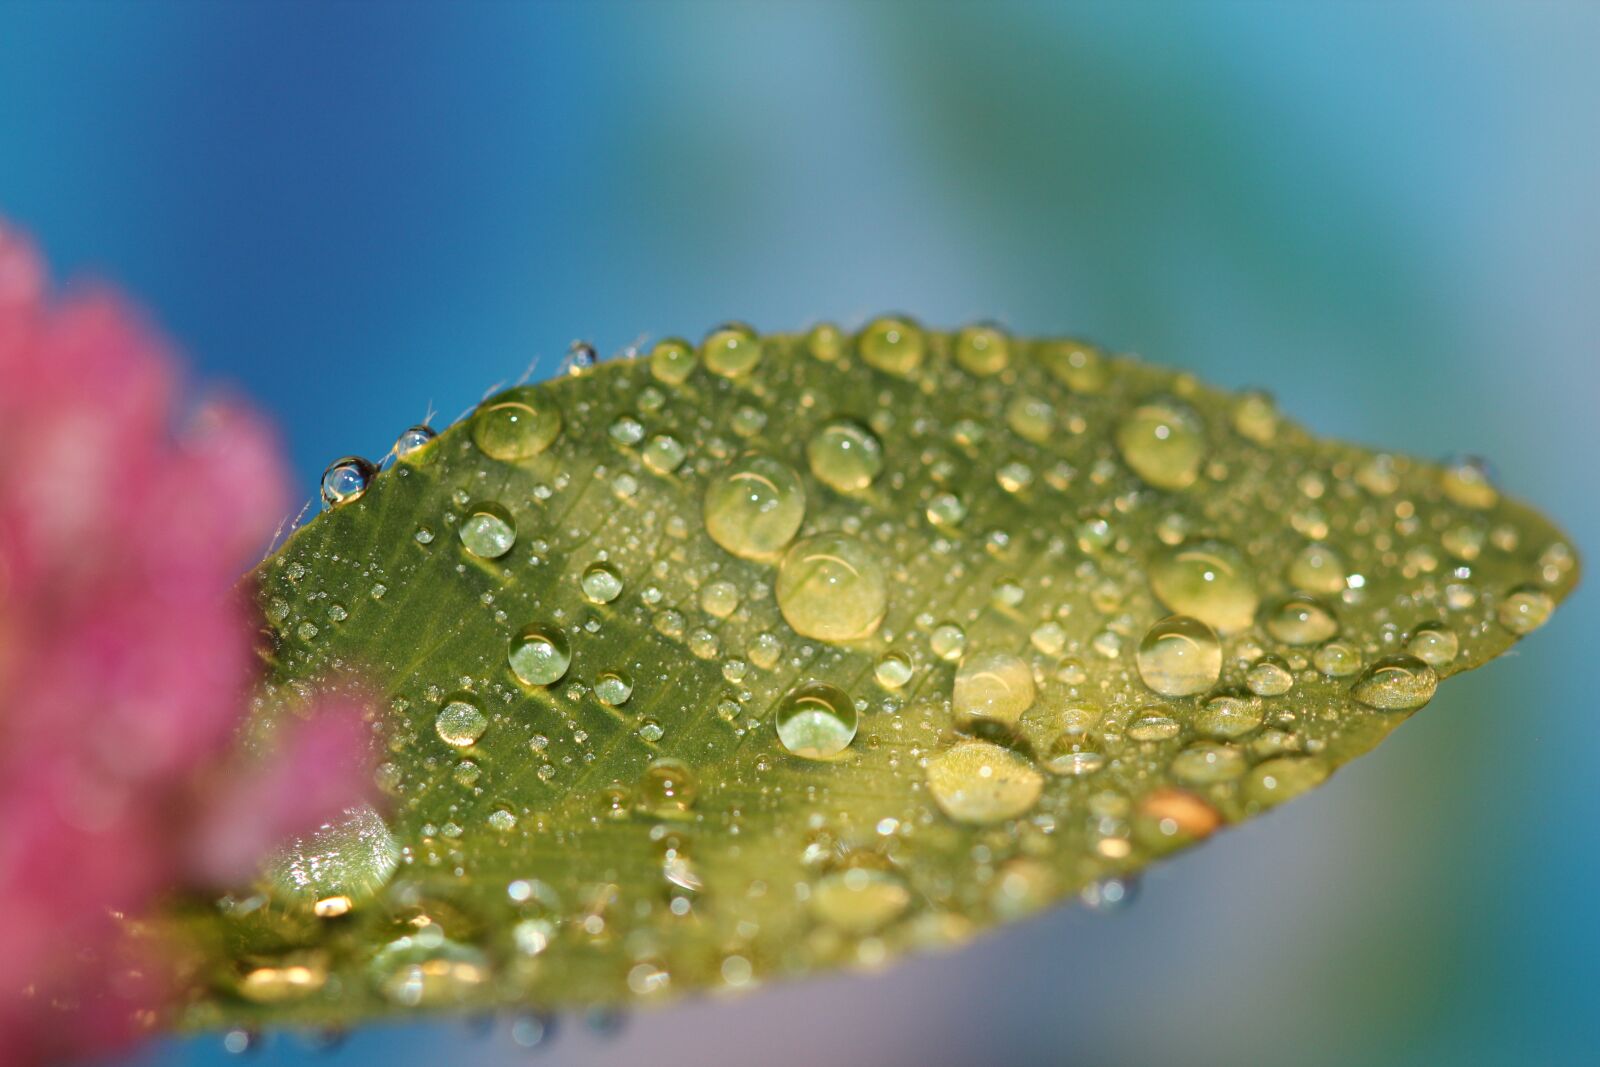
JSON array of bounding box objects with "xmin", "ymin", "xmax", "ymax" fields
[
  {"xmin": 952, "ymin": 649, "xmax": 1036, "ymax": 729},
  {"xmin": 458, "ymin": 501, "xmax": 516, "ymax": 559},
  {"xmin": 1498, "ymin": 585, "xmax": 1554, "ymax": 634},
  {"xmin": 874, "ymin": 651, "xmax": 913, "ymax": 689},
  {"xmin": 1406, "ymin": 622, "xmax": 1459, "ymax": 668},
  {"xmin": 1441, "ymin": 457, "xmax": 1498, "ymax": 509},
  {"xmin": 954, "ymin": 323, "xmax": 1011, "ymax": 377},
  {"xmin": 581, "ymin": 562, "xmax": 624, "ymax": 604},
  {"xmin": 806, "ymin": 420, "xmax": 884, "ymax": 493},
  {"xmin": 435, "ymin": 694, "xmax": 488, "ymax": 747},
  {"xmin": 1136, "ymin": 615, "xmax": 1222, "ymax": 697},
  {"xmin": 1043, "ymin": 733, "xmax": 1105, "ymax": 776},
  {"xmin": 470, "ymin": 386, "xmax": 562, "ymax": 461},
  {"xmin": 1036, "ymin": 338, "xmax": 1107, "ymax": 392},
  {"xmin": 649, "ymin": 337, "xmax": 696, "ymax": 385},
  {"xmin": 1149, "ymin": 540, "xmax": 1258, "ymax": 634},
  {"xmin": 509, "ymin": 623, "xmax": 572, "ymax": 686},
  {"xmin": 264, "ymin": 805, "xmax": 400, "ymax": 912},
  {"xmin": 775, "ymin": 532, "xmax": 888, "ymax": 643},
  {"xmin": 704, "ymin": 454, "xmax": 807, "ymax": 560},
  {"xmin": 1115, "ymin": 398, "xmax": 1206, "ymax": 490},
  {"xmin": 1246, "ymin": 757, "xmax": 1329, "ymax": 808},
  {"xmin": 636, "ymin": 758, "xmax": 697, "ymax": 818},
  {"xmin": 810, "ymin": 864, "xmax": 910, "ymax": 934},
  {"xmin": 1351, "ymin": 654, "xmax": 1437, "ymax": 711},
  {"xmin": 594, "ymin": 669, "xmax": 633, "ymax": 707},
  {"xmin": 774, "ymin": 681, "xmax": 859, "ymax": 760},
  {"xmin": 805, "ymin": 322, "xmax": 844, "ymax": 362},
  {"xmin": 701, "ymin": 322, "xmax": 763, "ymax": 379},
  {"xmin": 1264, "ymin": 595, "xmax": 1340, "ymax": 646},
  {"xmin": 1288, "ymin": 542, "xmax": 1347, "ymax": 595},
  {"xmin": 925, "ymin": 740, "xmax": 1042, "ymax": 825},
  {"xmin": 856, "ymin": 315, "xmax": 925, "ymax": 376}
]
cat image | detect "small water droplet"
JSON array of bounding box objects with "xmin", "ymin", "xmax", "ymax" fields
[
  {"xmin": 1246, "ymin": 757, "xmax": 1329, "ymax": 807},
  {"xmin": 1038, "ymin": 339, "xmax": 1107, "ymax": 392},
  {"xmin": 954, "ymin": 322, "xmax": 1011, "ymax": 377},
  {"xmin": 470, "ymin": 386, "xmax": 562, "ymax": 461},
  {"xmin": 1149, "ymin": 540, "xmax": 1258, "ymax": 634},
  {"xmin": 642, "ymin": 433, "xmax": 688, "ymax": 475},
  {"xmin": 581, "ymin": 562, "xmax": 624, "ymax": 604},
  {"xmin": 435, "ymin": 694, "xmax": 488, "ymax": 747},
  {"xmin": 636, "ymin": 758, "xmax": 697, "ymax": 818},
  {"xmin": 265, "ymin": 805, "xmax": 400, "ymax": 911},
  {"xmin": 856, "ymin": 315, "xmax": 925, "ymax": 376},
  {"xmin": 1497, "ymin": 585, "xmax": 1554, "ymax": 634},
  {"xmin": 1406, "ymin": 622, "xmax": 1460, "ymax": 668},
  {"xmin": 1245, "ymin": 656, "xmax": 1294, "ymax": 697},
  {"xmin": 1136, "ymin": 615, "xmax": 1222, "ymax": 696},
  {"xmin": 1351, "ymin": 654, "xmax": 1438, "ymax": 711},
  {"xmin": 952, "ymin": 649, "xmax": 1036, "ymax": 729},
  {"xmin": 810, "ymin": 862, "xmax": 911, "ymax": 934},
  {"xmin": 807, "ymin": 419, "xmax": 884, "ymax": 493},
  {"xmin": 701, "ymin": 322, "xmax": 763, "ymax": 379},
  {"xmin": 392, "ymin": 424, "xmax": 437, "ymax": 459},
  {"xmin": 930, "ymin": 622, "xmax": 968, "ymax": 662},
  {"xmin": 925, "ymin": 740, "xmax": 1043, "ymax": 824},
  {"xmin": 774, "ymin": 681, "xmax": 859, "ymax": 760},
  {"xmin": 1288, "ymin": 542, "xmax": 1348, "ymax": 595},
  {"xmin": 1313, "ymin": 641, "xmax": 1363, "ymax": 678},
  {"xmin": 1043, "ymin": 733, "xmax": 1105, "ymax": 776},
  {"xmin": 1264, "ymin": 594, "xmax": 1340, "ymax": 645},
  {"xmin": 874, "ymin": 651, "xmax": 913, "ymax": 689},
  {"xmin": 1441, "ymin": 456, "xmax": 1498, "ymax": 509},
  {"xmin": 594, "ymin": 669, "xmax": 633, "ymax": 707},
  {"xmin": 1115, "ymin": 398, "xmax": 1206, "ymax": 490},
  {"xmin": 457, "ymin": 501, "xmax": 516, "ymax": 559},
  {"xmin": 320, "ymin": 456, "xmax": 376, "ymax": 507},
  {"xmin": 649, "ymin": 337, "xmax": 696, "ymax": 384},
  {"xmin": 509, "ymin": 623, "xmax": 572, "ymax": 686},
  {"xmin": 805, "ymin": 322, "xmax": 844, "ymax": 362}
]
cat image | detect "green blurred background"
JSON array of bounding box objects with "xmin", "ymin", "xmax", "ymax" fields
[{"xmin": 1, "ymin": 2, "xmax": 1594, "ymax": 1064}]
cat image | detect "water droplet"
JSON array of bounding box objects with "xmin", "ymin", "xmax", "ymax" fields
[
  {"xmin": 435, "ymin": 694, "xmax": 488, "ymax": 747},
  {"xmin": 925, "ymin": 740, "xmax": 1042, "ymax": 824},
  {"xmin": 1114, "ymin": 398, "xmax": 1206, "ymax": 490},
  {"xmin": 1406, "ymin": 622, "xmax": 1459, "ymax": 668},
  {"xmin": 1351, "ymin": 654, "xmax": 1438, "ymax": 711},
  {"xmin": 636, "ymin": 758, "xmax": 697, "ymax": 818},
  {"xmin": 1313, "ymin": 641, "xmax": 1363, "ymax": 678},
  {"xmin": 509, "ymin": 623, "xmax": 572, "ymax": 686},
  {"xmin": 1288, "ymin": 542, "xmax": 1347, "ymax": 595},
  {"xmin": 649, "ymin": 337, "xmax": 696, "ymax": 384},
  {"xmin": 806, "ymin": 419, "xmax": 884, "ymax": 493},
  {"xmin": 810, "ymin": 863, "xmax": 911, "ymax": 933},
  {"xmin": 1498, "ymin": 585, "xmax": 1554, "ymax": 634},
  {"xmin": 856, "ymin": 315, "xmax": 925, "ymax": 376},
  {"xmin": 1245, "ymin": 656, "xmax": 1294, "ymax": 697},
  {"xmin": 701, "ymin": 322, "xmax": 763, "ymax": 379},
  {"xmin": 1195, "ymin": 694, "xmax": 1263, "ymax": 739},
  {"xmin": 1231, "ymin": 390, "xmax": 1279, "ymax": 443},
  {"xmin": 952, "ymin": 649, "xmax": 1036, "ymax": 729},
  {"xmin": 699, "ymin": 579, "xmax": 740, "ymax": 618},
  {"xmin": 1264, "ymin": 595, "xmax": 1339, "ymax": 646},
  {"xmin": 1079, "ymin": 876, "xmax": 1138, "ymax": 912},
  {"xmin": 874, "ymin": 651, "xmax": 913, "ymax": 689},
  {"xmin": 1149, "ymin": 540, "xmax": 1258, "ymax": 634},
  {"xmin": 457, "ymin": 501, "xmax": 516, "ymax": 559},
  {"xmin": 265, "ymin": 805, "xmax": 400, "ymax": 911},
  {"xmin": 1136, "ymin": 615, "xmax": 1222, "ymax": 696},
  {"xmin": 774, "ymin": 681, "xmax": 859, "ymax": 760},
  {"xmin": 487, "ymin": 808, "xmax": 518, "ymax": 832},
  {"xmin": 1170, "ymin": 741, "xmax": 1248, "ymax": 785},
  {"xmin": 594, "ymin": 669, "xmax": 633, "ymax": 707},
  {"xmin": 470, "ymin": 386, "xmax": 562, "ymax": 461},
  {"xmin": 581, "ymin": 562, "xmax": 624, "ymax": 604},
  {"xmin": 704, "ymin": 454, "xmax": 807, "ymax": 560},
  {"xmin": 320, "ymin": 456, "xmax": 376, "ymax": 507},
  {"xmin": 775, "ymin": 532, "xmax": 888, "ymax": 643},
  {"xmin": 392, "ymin": 424, "xmax": 437, "ymax": 459},
  {"xmin": 925, "ymin": 491, "xmax": 966, "ymax": 528},
  {"xmin": 1441, "ymin": 457, "xmax": 1498, "ymax": 509},
  {"xmin": 642, "ymin": 433, "xmax": 687, "ymax": 475},
  {"xmin": 929, "ymin": 622, "xmax": 968, "ymax": 661},
  {"xmin": 1127, "ymin": 710, "xmax": 1181, "ymax": 741},
  {"xmin": 236, "ymin": 955, "xmax": 329, "ymax": 1004},
  {"xmin": 805, "ymin": 322, "xmax": 844, "ymax": 361},
  {"xmin": 1246, "ymin": 757, "xmax": 1329, "ymax": 808},
  {"xmin": 1038, "ymin": 338, "xmax": 1107, "ymax": 392},
  {"xmin": 371, "ymin": 929, "xmax": 490, "ymax": 1007},
  {"xmin": 1137, "ymin": 786, "xmax": 1223, "ymax": 843},
  {"xmin": 1043, "ymin": 733, "xmax": 1105, "ymax": 776},
  {"xmin": 954, "ymin": 323, "xmax": 1011, "ymax": 377}
]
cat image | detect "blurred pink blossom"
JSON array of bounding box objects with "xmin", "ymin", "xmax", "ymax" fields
[{"xmin": 0, "ymin": 222, "xmax": 376, "ymax": 1065}]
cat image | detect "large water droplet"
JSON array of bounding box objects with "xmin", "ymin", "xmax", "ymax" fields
[
  {"xmin": 320, "ymin": 456, "xmax": 376, "ymax": 507},
  {"xmin": 435, "ymin": 694, "xmax": 488, "ymax": 747},
  {"xmin": 703, "ymin": 454, "xmax": 807, "ymax": 560},
  {"xmin": 1351, "ymin": 654, "xmax": 1438, "ymax": 711},
  {"xmin": 470, "ymin": 386, "xmax": 562, "ymax": 461},
  {"xmin": 856, "ymin": 315, "xmax": 925, "ymax": 376},
  {"xmin": 774, "ymin": 681, "xmax": 859, "ymax": 760},
  {"xmin": 649, "ymin": 337, "xmax": 696, "ymax": 384},
  {"xmin": 509, "ymin": 623, "xmax": 572, "ymax": 686},
  {"xmin": 1114, "ymin": 398, "xmax": 1206, "ymax": 490},
  {"xmin": 953, "ymin": 322, "xmax": 1011, "ymax": 377},
  {"xmin": 1136, "ymin": 615, "xmax": 1222, "ymax": 696},
  {"xmin": 1149, "ymin": 540, "xmax": 1258, "ymax": 634},
  {"xmin": 1406, "ymin": 622, "xmax": 1459, "ymax": 668},
  {"xmin": 264, "ymin": 805, "xmax": 400, "ymax": 912},
  {"xmin": 458, "ymin": 501, "xmax": 517, "ymax": 559},
  {"xmin": 925, "ymin": 740, "xmax": 1042, "ymax": 824},
  {"xmin": 775, "ymin": 532, "xmax": 888, "ymax": 643},
  {"xmin": 636, "ymin": 758, "xmax": 697, "ymax": 818},
  {"xmin": 952, "ymin": 649, "xmax": 1036, "ymax": 729},
  {"xmin": 701, "ymin": 322, "xmax": 763, "ymax": 379},
  {"xmin": 807, "ymin": 420, "xmax": 884, "ymax": 493},
  {"xmin": 581, "ymin": 562, "xmax": 624, "ymax": 604}
]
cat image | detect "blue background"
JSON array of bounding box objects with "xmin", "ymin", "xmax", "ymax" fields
[{"xmin": 2, "ymin": 3, "xmax": 1595, "ymax": 1065}]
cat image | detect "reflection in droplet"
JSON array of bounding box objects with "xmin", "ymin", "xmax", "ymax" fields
[
  {"xmin": 509, "ymin": 624, "xmax": 572, "ymax": 686},
  {"xmin": 1136, "ymin": 615, "xmax": 1222, "ymax": 696},
  {"xmin": 774, "ymin": 682, "xmax": 859, "ymax": 760},
  {"xmin": 704, "ymin": 454, "xmax": 807, "ymax": 560},
  {"xmin": 1351, "ymin": 654, "xmax": 1438, "ymax": 711},
  {"xmin": 470, "ymin": 386, "xmax": 562, "ymax": 461},
  {"xmin": 320, "ymin": 457, "xmax": 376, "ymax": 507},
  {"xmin": 775, "ymin": 533, "xmax": 888, "ymax": 643},
  {"xmin": 458, "ymin": 501, "xmax": 516, "ymax": 559}
]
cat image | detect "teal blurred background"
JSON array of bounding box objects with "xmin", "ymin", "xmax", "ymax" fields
[{"xmin": 2, "ymin": 2, "xmax": 1595, "ymax": 1064}]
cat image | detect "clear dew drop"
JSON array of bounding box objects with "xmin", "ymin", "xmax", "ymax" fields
[
  {"xmin": 806, "ymin": 419, "xmax": 884, "ymax": 493},
  {"xmin": 1114, "ymin": 398, "xmax": 1206, "ymax": 490},
  {"xmin": 1314, "ymin": 641, "xmax": 1363, "ymax": 678},
  {"xmin": 1406, "ymin": 622, "xmax": 1460, "ymax": 668},
  {"xmin": 469, "ymin": 386, "xmax": 562, "ymax": 461},
  {"xmin": 1136, "ymin": 615, "xmax": 1222, "ymax": 697},
  {"xmin": 1351, "ymin": 654, "xmax": 1438, "ymax": 711},
  {"xmin": 1195, "ymin": 694, "xmax": 1264, "ymax": 739},
  {"xmin": 925, "ymin": 740, "xmax": 1043, "ymax": 825},
  {"xmin": 1043, "ymin": 733, "xmax": 1105, "ymax": 776},
  {"xmin": 952, "ymin": 649, "xmax": 1036, "ymax": 729},
  {"xmin": 874, "ymin": 651, "xmax": 913, "ymax": 689},
  {"xmin": 508, "ymin": 623, "xmax": 572, "ymax": 686},
  {"xmin": 649, "ymin": 337, "xmax": 696, "ymax": 384},
  {"xmin": 775, "ymin": 532, "xmax": 888, "ymax": 643},
  {"xmin": 457, "ymin": 501, "xmax": 516, "ymax": 559},
  {"xmin": 435, "ymin": 694, "xmax": 488, "ymax": 747},
  {"xmin": 929, "ymin": 622, "xmax": 968, "ymax": 662},
  {"xmin": 954, "ymin": 322, "xmax": 1011, "ymax": 377},
  {"xmin": 581, "ymin": 562, "xmax": 624, "ymax": 604},
  {"xmin": 701, "ymin": 322, "xmax": 763, "ymax": 379},
  {"xmin": 594, "ymin": 669, "xmax": 634, "ymax": 707},
  {"xmin": 1288, "ymin": 542, "xmax": 1348, "ymax": 595},
  {"xmin": 636, "ymin": 758, "xmax": 697, "ymax": 818},
  {"xmin": 1498, "ymin": 585, "xmax": 1554, "ymax": 634},
  {"xmin": 805, "ymin": 321, "xmax": 844, "ymax": 362},
  {"xmin": 1264, "ymin": 594, "xmax": 1340, "ymax": 645},
  {"xmin": 856, "ymin": 315, "xmax": 926, "ymax": 376},
  {"xmin": 774, "ymin": 681, "xmax": 859, "ymax": 760},
  {"xmin": 1149, "ymin": 540, "xmax": 1258, "ymax": 634},
  {"xmin": 1245, "ymin": 657, "xmax": 1295, "ymax": 697},
  {"xmin": 810, "ymin": 863, "xmax": 911, "ymax": 934},
  {"xmin": 264, "ymin": 805, "xmax": 400, "ymax": 912},
  {"xmin": 392, "ymin": 424, "xmax": 437, "ymax": 459},
  {"xmin": 320, "ymin": 456, "xmax": 376, "ymax": 507},
  {"xmin": 703, "ymin": 454, "xmax": 807, "ymax": 560}
]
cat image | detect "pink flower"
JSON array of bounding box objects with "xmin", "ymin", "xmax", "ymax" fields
[{"xmin": 0, "ymin": 222, "xmax": 376, "ymax": 1065}]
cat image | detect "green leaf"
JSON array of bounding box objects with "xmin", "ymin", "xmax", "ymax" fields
[{"xmin": 162, "ymin": 320, "xmax": 1578, "ymax": 1031}]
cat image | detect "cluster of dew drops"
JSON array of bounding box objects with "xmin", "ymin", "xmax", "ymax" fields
[{"xmin": 239, "ymin": 317, "xmax": 1573, "ymax": 1029}]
